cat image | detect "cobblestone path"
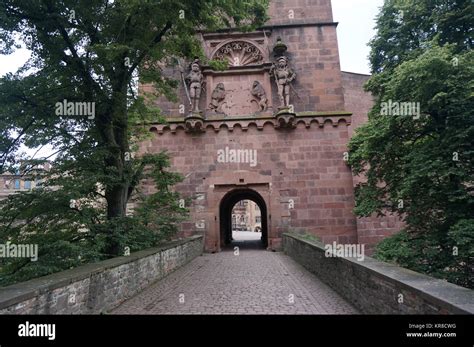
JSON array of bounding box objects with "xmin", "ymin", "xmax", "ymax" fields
[{"xmin": 112, "ymin": 235, "xmax": 358, "ymax": 315}]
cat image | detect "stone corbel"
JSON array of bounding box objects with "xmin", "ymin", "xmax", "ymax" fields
[
  {"xmin": 185, "ymin": 113, "xmax": 205, "ymax": 133},
  {"xmin": 275, "ymin": 108, "xmax": 296, "ymax": 129}
]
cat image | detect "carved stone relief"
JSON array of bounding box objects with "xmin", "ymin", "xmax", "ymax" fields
[
  {"xmin": 208, "ymin": 83, "xmax": 226, "ymax": 113},
  {"xmin": 213, "ymin": 40, "xmax": 265, "ymax": 66},
  {"xmin": 250, "ymin": 81, "xmax": 268, "ymax": 112}
]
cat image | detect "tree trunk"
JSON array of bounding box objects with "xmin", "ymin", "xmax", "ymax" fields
[
  {"xmin": 105, "ymin": 182, "xmax": 128, "ymax": 256},
  {"xmin": 102, "ymin": 86, "xmax": 130, "ymax": 256},
  {"xmin": 106, "ymin": 185, "xmax": 127, "ymax": 218}
]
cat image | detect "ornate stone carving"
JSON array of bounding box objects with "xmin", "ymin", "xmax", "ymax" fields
[
  {"xmin": 273, "ymin": 36, "xmax": 288, "ymax": 56},
  {"xmin": 185, "ymin": 59, "xmax": 203, "ymax": 113},
  {"xmin": 213, "ymin": 41, "xmax": 264, "ymax": 66},
  {"xmin": 270, "ymin": 56, "xmax": 296, "ymax": 109},
  {"xmin": 209, "ymin": 83, "xmax": 226, "ymax": 113},
  {"xmin": 184, "ymin": 114, "xmax": 205, "ymax": 133},
  {"xmin": 275, "ymin": 109, "xmax": 296, "ymax": 129},
  {"xmin": 250, "ymin": 81, "xmax": 268, "ymax": 112}
]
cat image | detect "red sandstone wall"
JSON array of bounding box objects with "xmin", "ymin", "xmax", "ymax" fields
[
  {"xmin": 267, "ymin": 0, "xmax": 344, "ymax": 112},
  {"xmin": 342, "ymin": 72, "xmax": 373, "ymax": 137},
  {"xmin": 267, "ymin": 0, "xmax": 334, "ymax": 25},
  {"xmin": 341, "ymin": 71, "xmax": 405, "ymax": 254},
  {"xmin": 140, "ymin": 121, "xmax": 357, "ymax": 252},
  {"xmin": 271, "ymin": 25, "xmax": 344, "ymax": 112}
]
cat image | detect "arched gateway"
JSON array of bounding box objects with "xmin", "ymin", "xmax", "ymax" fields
[
  {"xmin": 138, "ymin": 0, "xmax": 403, "ymax": 254},
  {"xmin": 219, "ymin": 188, "xmax": 268, "ymax": 248}
]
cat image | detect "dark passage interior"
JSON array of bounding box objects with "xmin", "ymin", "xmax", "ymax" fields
[{"xmin": 219, "ymin": 188, "xmax": 268, "ymax": 250}]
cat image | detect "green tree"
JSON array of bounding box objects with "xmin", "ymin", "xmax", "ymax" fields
[
  {"xmin": 349, "ymin": 0, "xmax": 473, "ymax": 288},
  {"xmin": 0, "ymin": 0, "xmax": 268, "ymax": 284}
]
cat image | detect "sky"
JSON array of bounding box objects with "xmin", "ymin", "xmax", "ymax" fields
[{"xmin": 332, "ymin": 0, "xmax": 384, "ymax": 74}]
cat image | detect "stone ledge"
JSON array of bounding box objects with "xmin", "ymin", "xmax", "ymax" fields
[
  {"xmin": 198, "ymin": 21, "xmax": 338, "ymax": 35},
  {"xmin": 261, "ymin": 21, "xmax": 339, "ymax": 29},
  {"xmin": 0, "ymin": 235, "xmax": 203, "ymax": 313},
  {"xmin": 148, "ymin": 111, "xmax": 352, "ymax": 134},
  {"xmin": 158, "ymin": 110, "xmax": 352, "ymax": 123},
  {"xmin": 283, "ymin": 233, "xmax": 474, "ymax": 314}
]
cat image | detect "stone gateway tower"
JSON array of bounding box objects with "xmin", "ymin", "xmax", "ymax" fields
[{"xmin": 138, "ymin": 0, "xmax": 403, "ymax": 253}]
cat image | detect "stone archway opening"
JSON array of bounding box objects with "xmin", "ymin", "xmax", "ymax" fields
[{"xmin": 219, "ymin": 188, "xmax": 268, "ymax": 250}]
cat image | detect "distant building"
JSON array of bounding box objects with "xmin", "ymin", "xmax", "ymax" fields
[
  {"xmin": 231, "ymin": 200, "xmax": 261, "ymax": 232},
  {"xmin": 0, "ymin": 162, "xmax": 51, "ymax": 200}
]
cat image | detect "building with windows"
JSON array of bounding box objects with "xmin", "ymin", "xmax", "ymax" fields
[
  {"xmin": 231, "ymin": 200, "xmax": 262, "ymax": 232},
  {"xmin": 0, "ymin": 162, "xmax": 51, "ymax": 200}
]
